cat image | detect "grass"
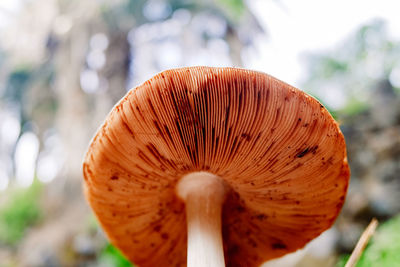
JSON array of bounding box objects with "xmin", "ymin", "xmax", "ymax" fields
[
  {"xmin": 0, "ymin": 181, "xmax": 43, "ymax": 246},
  {"xmin": 99, "ymin": 243, "xmax": 133, "ymax": 267},
  {"xmin": 337, "ymin": 214, "xmax": 400, "ymax": 267}
]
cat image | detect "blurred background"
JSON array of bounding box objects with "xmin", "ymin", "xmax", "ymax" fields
[{"xmin": 0, "ymin": 0, "xmax": 399, "ymax": 266}]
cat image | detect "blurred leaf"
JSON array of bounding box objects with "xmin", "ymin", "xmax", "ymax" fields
[
  {"xmin": 85, "ymin": 214, "xmax": 100, "ymax": 233},
  {"xmin": 0, "ymin": 181, "xmax": 42, "ymax": 246},
  {"xmin": 337, "ymin": 255, "xmax": 350, "ymax": 267},
  {"xmin": 341, "ymin": 97, "xmax": 369, "ymax": 116},
  {"xmin": 216, "ymin": 0, "xmax": 245, "ymax": 18},
  {"xmin": 323, "ymin": 58, "xmax": 348, "ymax": 75},
  {"xmin": 99, "ymin": 243, "xmax": 133, "ymax": 267},
  {"xmin": 307, "ymin": 56, "xmax": 348, "ymax": 80}
]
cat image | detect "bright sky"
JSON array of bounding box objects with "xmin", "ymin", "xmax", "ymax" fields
[
  {"xmin": 247, "ymin": 0, "xmax": 400, "ymax": 87},
  {"xmin": 0, "ymin": 0, "xmax": 22, "ymax": 26},
  {"xmin": 2, "ymin": 0, "xmax": 399, "ymax": 86}
]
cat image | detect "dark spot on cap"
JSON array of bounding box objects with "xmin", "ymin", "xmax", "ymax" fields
[
  {"xmin": 236, "ymin": 205, "xmax": 245, "ymax": 213},
  {"xmin": 303, "ymin": 123, "xmax": 309, "ymax": 127},
  {"xmin": 272, "ymin": 242, "xmax": 287, "ymax": 249},
  {"xmin": 157, "ymin": 209, "xmax": 165, "ymax": 216},
  {"xmin": 227, "ymin": 244, "xmax": 240, "ymax": 257},
  {"xmin": 161, "ymin": 233, "xmax": 169, "ymax": 240},
  {"xmin": 249, "ymin": 238, "xmax": 257, "ymax": 248},
  {"xmin": 111, "ymin": 175, "xmax": 118, "ymax": 180},
  {"xmin": 256, "ymin": 214, "xmax": 268, "ymax": 220},
  {"xmin": 295, "ymin": 201, "xmax": 300, "ymax": 204},
  {"xmin": 296, "ymin": 148, "xmax": 310, "ymax": 158},
  {"xmin": 241, "ymin": 133, "xmax": 251, "ymax": 141},
  {"xmin": 154, "ymin": 225, "xmax": 162, "ymax": 232}
]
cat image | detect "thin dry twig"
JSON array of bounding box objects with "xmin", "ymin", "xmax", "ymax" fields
[{"xmin": 345, "ymin": 218, "xmax": 378, "ymax": 267}]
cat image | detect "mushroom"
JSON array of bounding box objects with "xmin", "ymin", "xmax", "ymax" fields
[{"xmin": 83, "ymin": 67, "xmax": 350, "ymax": 267}]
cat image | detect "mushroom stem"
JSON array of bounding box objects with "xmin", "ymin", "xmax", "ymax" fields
[{"xmin": 177, "ymin": 172, "xmax": 227, "ymax": 267}]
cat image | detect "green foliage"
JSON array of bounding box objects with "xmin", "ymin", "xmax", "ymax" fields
[
  {"xmin": 306, "ymin": 56, "xmax": 349, "ymax": 81},
  {"xmin": 0, "ymin": 181, "xmax": 43, "ymax": 246},
  {"xmin": 216, "ymin": 0, "xmax": 245, "ymax": 18},
  {"xmin": 303, "ymin": 20, "xmax": 400, "ymax": 116},
  {"xmin": 337, "ymin": 255, "xmax": 350, "ymax": 267},
  {"xmin": 85, "ymin": 214, "xmax": 100, "ymax": 233},
  {"xmin": 340, "ymin": 97, "xmax": 369, "ymax": 116},
  {"xmin": 337, "ymin": 215, "xmax": 400, "ymax": 267},
  {"xmin": 99, "ymin": 243, "xmax": 133, "ymax": 267}
]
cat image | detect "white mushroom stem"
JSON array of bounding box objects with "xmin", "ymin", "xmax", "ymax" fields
[{"xmin": 177, "ymin": 172, "xmax": 227, "ymax": 267}]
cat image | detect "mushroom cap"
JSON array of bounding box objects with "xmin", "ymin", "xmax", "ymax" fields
[{"xmin": 83, "ymin": 67, "xmax": 350, "ymax": 267}]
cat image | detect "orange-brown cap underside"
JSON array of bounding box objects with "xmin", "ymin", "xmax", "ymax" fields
[{"xmin": 83, "ymin": 67, "xmax": 350, "ymax": 267}]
